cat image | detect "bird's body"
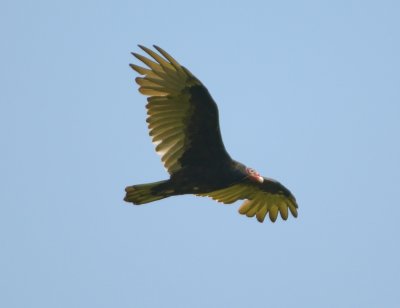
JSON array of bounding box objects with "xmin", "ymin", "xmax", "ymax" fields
[
  {"xmin": 124, "ymin": 45, "xmax": 298, "ymax": 223},
  {"xmin": 147, "ymin": 160, "xmax": 246, "ymax": 196}
]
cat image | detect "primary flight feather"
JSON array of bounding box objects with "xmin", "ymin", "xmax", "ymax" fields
[{"xmin": 124, "ymin": 45, "xmax": 298, "ymax": 223}]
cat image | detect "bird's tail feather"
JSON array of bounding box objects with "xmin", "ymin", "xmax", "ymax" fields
[{"xmin": 124, "ymin": 180, "xmax": 169, "ymax": 205}]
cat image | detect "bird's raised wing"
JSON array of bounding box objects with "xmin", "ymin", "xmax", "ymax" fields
[
  {"xmin": 197, "ymin": 178, "xmax": 298, "ymax": 223},
  {"xmin": 130, "ymin": 45, "xmax": 231, "ymax": 174}
]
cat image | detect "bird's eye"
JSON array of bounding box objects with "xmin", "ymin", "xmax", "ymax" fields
[{"xmin": 247, "ymin": 168, "xmax": 255, "ymax": 174}]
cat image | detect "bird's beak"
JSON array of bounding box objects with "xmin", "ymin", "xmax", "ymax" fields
[{"xmin": 256, "ymin": 175, "xmax": 264, "ymax": 183}]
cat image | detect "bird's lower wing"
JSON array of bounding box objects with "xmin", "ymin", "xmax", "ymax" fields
[{"xmin": 197, "ymin": 182, "xmax": 298, "ymax": 223}]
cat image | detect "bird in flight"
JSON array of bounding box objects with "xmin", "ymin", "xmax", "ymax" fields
[{"xmin": 124, "ymin": 45, "xmax": 298, "ymax": 223}]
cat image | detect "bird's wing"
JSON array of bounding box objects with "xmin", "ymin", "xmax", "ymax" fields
[
  {"xmin": 197, "ymin": 178, "xmax": 298, "ymax": 223},
  {"xmin": 131, "ymin": 45, "xmax": 231, "ymax": 174}
]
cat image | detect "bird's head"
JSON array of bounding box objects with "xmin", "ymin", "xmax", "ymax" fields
[{"xmin": 245, "ymin": 167, "xmax": 264, "ymax": 183}]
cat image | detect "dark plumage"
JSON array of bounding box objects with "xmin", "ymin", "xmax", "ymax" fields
[{"xmin": 124, "ymin": 45, "xmax": 298, "ymax": 223}]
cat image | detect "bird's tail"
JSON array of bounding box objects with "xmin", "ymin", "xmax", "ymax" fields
[{"xmin": 124, "ymin": 180, "xmax": 170, "ymax": 205}]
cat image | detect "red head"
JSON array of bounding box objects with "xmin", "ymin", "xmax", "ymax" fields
[{"xmin": 246, "ymin": 167, "xmax": 264, "ymax": 183}]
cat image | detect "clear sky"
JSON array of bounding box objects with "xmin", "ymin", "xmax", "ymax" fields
[{"xmin": 1, "ymin": 1, "xmax": 400, "ymax": 307}]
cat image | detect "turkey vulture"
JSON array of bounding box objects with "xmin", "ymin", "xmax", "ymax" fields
[{"xmin": 124, "ymin": 45, "xmax": 298, "ymax": 223}]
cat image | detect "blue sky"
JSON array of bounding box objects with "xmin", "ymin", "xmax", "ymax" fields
[{"xmin": 1, "ymin": 1, "xmax": 400, "ymax": 307}]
